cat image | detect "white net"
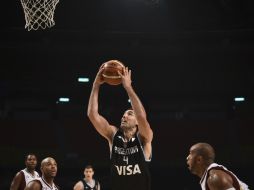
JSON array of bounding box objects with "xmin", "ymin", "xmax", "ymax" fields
[{"xmin": 20, "ymin": 0, "xmax": 59, "ymax": 31}]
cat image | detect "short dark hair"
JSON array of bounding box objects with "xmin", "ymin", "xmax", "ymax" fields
[
  {"xmin": 85, "ymin": 165, "xmax": 94, "ymax": 170},
  {"xmin": 195, "ymin": 143, "xmax": 215, "ymax": 164},
  {"xmin": 25, "ymin": 153, "xmax": 37, "ymax": 161}
]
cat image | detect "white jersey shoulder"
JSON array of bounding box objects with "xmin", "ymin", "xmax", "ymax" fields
[
  {"xmin": 29, "ymin": 177, "xmax": 58, "ymax": 190},
  {"xmin": 200, "ymin": 163, "xmax": 249, "ymax": 190},
  {"xmin": 21, "ymin": 169, "xmax": 40, "ymax": 185}
]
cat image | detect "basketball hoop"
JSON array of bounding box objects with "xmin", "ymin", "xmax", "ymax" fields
[{"xmin": 20, "ymin": 0, "xmax": 60, "ymax": 31}]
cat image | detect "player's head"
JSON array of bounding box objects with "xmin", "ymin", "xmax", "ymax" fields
[
  {"xmin": 186, "ymin": 143, "xmax": 215, "ymax": 176},
  {"xmin": 25, "ymin": 153, "xmax": 37, "ymax": 171},
  {"xmin": 120, "ymin": 108, "xmax": 138, "ymax": 132},
  {"xmin": 84, "ymin": 165, "xmax": 94, "ymax": 180},
  {"xmin": 41, "ymin": 157, "xmax": 57, "ymax": 178}
]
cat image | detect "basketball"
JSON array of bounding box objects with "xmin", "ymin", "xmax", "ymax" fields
[{"xmin": 101, "ymin": 60, "xmax": 125, "ymax": 85}]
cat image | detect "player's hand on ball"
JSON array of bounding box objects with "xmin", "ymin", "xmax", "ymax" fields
[
  {"xmin": 118, "ymin": 67, "xmax": 132, "ymax": 89},
  {"xmin": 94, "ymin": 66, "xmax": 105, "ymax": 85}
]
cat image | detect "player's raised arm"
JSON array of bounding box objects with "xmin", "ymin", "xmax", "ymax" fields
[
  {"xmin": 119, "ymin": 67, "xmax": 153, "ymax": 144},
  {"xmin": 87, "ymin": 66, "xmax": 117, "ymax": 142}
]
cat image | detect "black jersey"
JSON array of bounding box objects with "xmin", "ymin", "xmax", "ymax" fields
[
  {"xmin": 81, "ymin": 179, "xmax": 99, "ymax": 190},
  {"xmin": 110, "ymin": 130, "xmax": 151, "ymax": 190}
]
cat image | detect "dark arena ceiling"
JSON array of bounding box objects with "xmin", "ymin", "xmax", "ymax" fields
[{"xmin": 1, "ymin": 0, "xmax": 254, "ymax": 117}]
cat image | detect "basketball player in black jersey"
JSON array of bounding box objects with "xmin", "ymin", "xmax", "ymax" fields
[
  {"xmin": 87, "ymin": 64, "xmax": 153, "ymax": 190},
  {"xmin": 73, "ymin": 165, "xmax": 100, "ymax": 190}
]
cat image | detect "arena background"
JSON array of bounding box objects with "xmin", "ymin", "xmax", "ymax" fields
[{"xmin": 1, "ymin": 0, "xmax": 254, "ymax": 189}]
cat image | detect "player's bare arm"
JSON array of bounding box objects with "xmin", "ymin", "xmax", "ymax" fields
[
  {"xmin": 119, "ymin": 67, "xmax": 153, "ymax": 142},
  {"xmin": 207, "ymin": 169, "xmax": 234, "ymax": 190},
  {"xmin": 24, "ymin": 181, "xmax": 42, "ymax": 190},
  {"xmin": 73, "ymin": 181, "xmax": 83, "ymax": 190},
  {"xmin": 87, "ymin": 67, "xmax": 117, "ymax": 143},
  {"xmin": 10, "ymin": 172, "xmax": 22, "ymax": 190}
]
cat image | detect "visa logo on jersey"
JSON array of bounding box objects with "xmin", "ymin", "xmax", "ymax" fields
[{"xmin": 115, "ymin": 164, "xmax": 141, "ymax": 175}]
